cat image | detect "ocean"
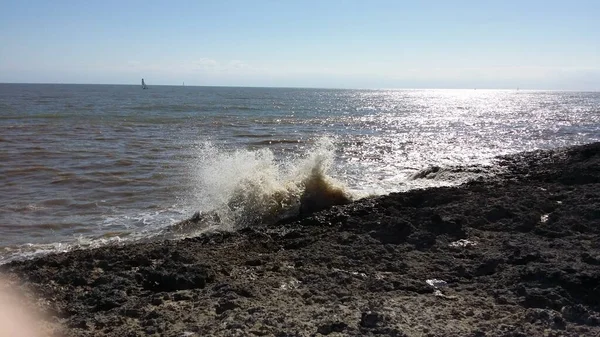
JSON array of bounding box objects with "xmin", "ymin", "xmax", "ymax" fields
[{"xmin": 1, "ymin": 84, "xmax": 599, "ymax": 263}]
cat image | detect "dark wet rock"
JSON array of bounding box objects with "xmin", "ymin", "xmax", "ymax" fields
[
  {"xmin": 245, "ymin": 258, "xmax": 264, "ymax": 266},
  {"xmin": 215, "ymin": 300, "xmax": 239, "ymax": 314},
  {"xmin": 582, "ymin": 252, "xmax": 600, "ymax": 265},
  {"xmin": 139, "ymin": 263, "xmax": 213, "ymax": 292},
  {"xmin": 485, "ymin": 205, "xmax": 513, "ymax": 223},
  {"xmin": 360, "ymin": 311, "xmax": 386, "ymax": 328},
  {"xmin": 369, "ymin": 220, "xmax": 414, "ymax": 244},
  {"xmin": 521, "ymin": 289, "xmax": 567, "ymax": 310},
  {"xmin": 428, "ymin": 213, "xmax": 465, "ymax": 235},
  {"xmin": 1, "ymin": 142, "xmax": 600, "ymax": 336},
  {"xmin": 474, "ymin": 257, "xmax": 503, "ymax": 276},
  {"xmin": 565, "ymin": 305, "xmax": 600, "ymax": 326},
  {"xmin": 406, "ymin": 231, "xmax": 437, "ymax": 249},
  {"xmin": 508, "ymin": 250, "xmax": 543, "ymax": 265},
  {"xmin": 317, "ymin": 321, "xmax": 347, "ymax": 335},
  {"xmin": 120, "ymin": 307, "xmax": 142, "ymax": 318}
]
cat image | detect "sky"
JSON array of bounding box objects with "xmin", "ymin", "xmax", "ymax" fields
[{"xmin": 0, "ymin": 0, "xmax": 599, "ymax": 89}]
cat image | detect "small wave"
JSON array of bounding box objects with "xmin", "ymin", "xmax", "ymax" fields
[
  {"xmin": 0, "ymin": 235, "xmax": 127, "ymax": 265},
  {"xmin": 234, "ymin": 133, "xmax": 273, "ymax": 138},
  {"xmin": 0, "ymin": 206, "xmax": 191, "ymax": 264},
  {"xmin": 128, "ymin": 104, "xmax": 212, "ymax": 113},
  {"xmin": 222, "ymin": 105, "xmax": 261, "ymax": 111},
  {"xmin": 411, "ymin": 166, "xmax": 442, "ymax": 179},
  {"xmin": 50, "ymin": 174, "xmax": 97, "ymax": 186},
  {"xmin": 250, "ymin": 139, "xmax": 303, "ymax": 145},
  {"xmin": 71, "ymin": 201, "xmax": 101, "ymax": 210},
  {"xmin": 0, "ymin": 222, "xmax": 81, "ymax": 232},
  {"xmin": 36, "ymin": 223, "xmax": 78, "ymax": 230},
  {"xmin": 0, "ymin": 113, "xmax": 66, "ymax": 120},
  {"xmin": 40, "ymin": 198, "xmax": 71, "ymax": 207},
  {"xmin": 410, "ymin": 164, "xmax": 495, "ymax": 184},
  {"xmin": 3, "ymin": 166, "xmax": 61, "ymax": 177},
  {"xmin": 0, "ymin": 243, "xmax": 70, "ymax": 265},
  {"xmin": 115, "ymin": 159, "xmax": 134, "ymax": 167}
]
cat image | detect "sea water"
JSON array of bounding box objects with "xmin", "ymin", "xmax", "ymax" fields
[{"xmin": 1, "ymin": 84, "xmax": 599, "ymax": 262}]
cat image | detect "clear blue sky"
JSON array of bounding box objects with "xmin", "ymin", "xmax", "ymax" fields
[{"xmin": 1, "ymin": 0, "xmax": 599, "ymax": 89}]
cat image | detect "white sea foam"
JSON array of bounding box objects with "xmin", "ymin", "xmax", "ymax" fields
[{"xmin": 183, "ymin": 137, "xmax": 352, "ymax": 233}]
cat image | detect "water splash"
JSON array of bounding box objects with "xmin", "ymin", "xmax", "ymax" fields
[{"xmin": 177, "ymin": 138, "xmax": 351, "ymax": 234}]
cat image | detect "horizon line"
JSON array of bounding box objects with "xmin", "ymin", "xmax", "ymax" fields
[{"xmin": 0, "ymin": 81, "xmax": 598, "ymax": 92}]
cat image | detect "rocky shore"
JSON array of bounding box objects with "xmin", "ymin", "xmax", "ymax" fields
[{"xmin": 2, "ymin": 142, "xmax": 599, "ymax": 337}]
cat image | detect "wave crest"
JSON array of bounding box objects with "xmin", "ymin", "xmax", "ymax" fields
[{"xmin": 175, "ymin": 138, "xmax": 351, "ymax": 234}]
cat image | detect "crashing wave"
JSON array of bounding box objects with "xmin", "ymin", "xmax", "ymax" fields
[{"xmin": 171, "ymin": 138, "xmax": 352, "ymax": 235}]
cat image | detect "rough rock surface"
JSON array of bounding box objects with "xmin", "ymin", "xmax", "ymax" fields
[{"xmin": 2, "ymin": 142, "xmax": 599, "ymax": 336}]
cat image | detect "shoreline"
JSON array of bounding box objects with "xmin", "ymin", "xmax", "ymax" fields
[{"xmin": 2, "ymin": 142, "xmax": 599, "ymax": 336}]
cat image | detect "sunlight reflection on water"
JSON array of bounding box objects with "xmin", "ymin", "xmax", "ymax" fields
[{"xmin": 1, "ymin": 85, "xmax": 599, "ymax": 261}]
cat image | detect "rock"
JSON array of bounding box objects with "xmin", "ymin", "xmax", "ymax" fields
[
  {"xmin": 139, "ymin": 264, "xmax": 213, "ymax": 292},
  {"xmin": 360, "ymin": 311, "xmax": 385, "ymax": 328},
  {"xmin": 173, "ymin": 291, "xmax": 193, "ymax": 301},
  {"xmin": 474, "ymin": 258, "xmax": 503, "ymax": 276},
  {"xmin": 215, "ymin": 300, "xmax": 239, "ymax": 314},
  {"xmin": 245, "ymin": 258, "xmax": 264, "ymax": 266},
  {"xmin": 561, "ymin": 304, "xmax": 600, "ymax": 325},
  {"xmin": 316, "ymin": 322, "xmax": 347, "ymax": 335}
]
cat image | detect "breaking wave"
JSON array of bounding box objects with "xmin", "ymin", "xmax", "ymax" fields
[{"xmin": 173, "ymin": 138, "xmax": 352, "ymax": 234}]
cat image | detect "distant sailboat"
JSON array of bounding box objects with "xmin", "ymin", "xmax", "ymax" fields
[{"xmin": 142, "ymin": 78, "xmax": 148, "ymax": 89}]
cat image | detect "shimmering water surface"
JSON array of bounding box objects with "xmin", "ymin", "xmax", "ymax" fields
[{"xmin": 1, "ymin": 84, "xmax": 599, "ymax": 262}]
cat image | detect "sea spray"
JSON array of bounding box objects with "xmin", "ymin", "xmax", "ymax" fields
[
  {"xmin": 292, "ymin": 138, "xmax": 352, "ymax": 215},
  {"xmin": 177, "ymin": 138, "xmax": 352, "ymax": 233}
]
